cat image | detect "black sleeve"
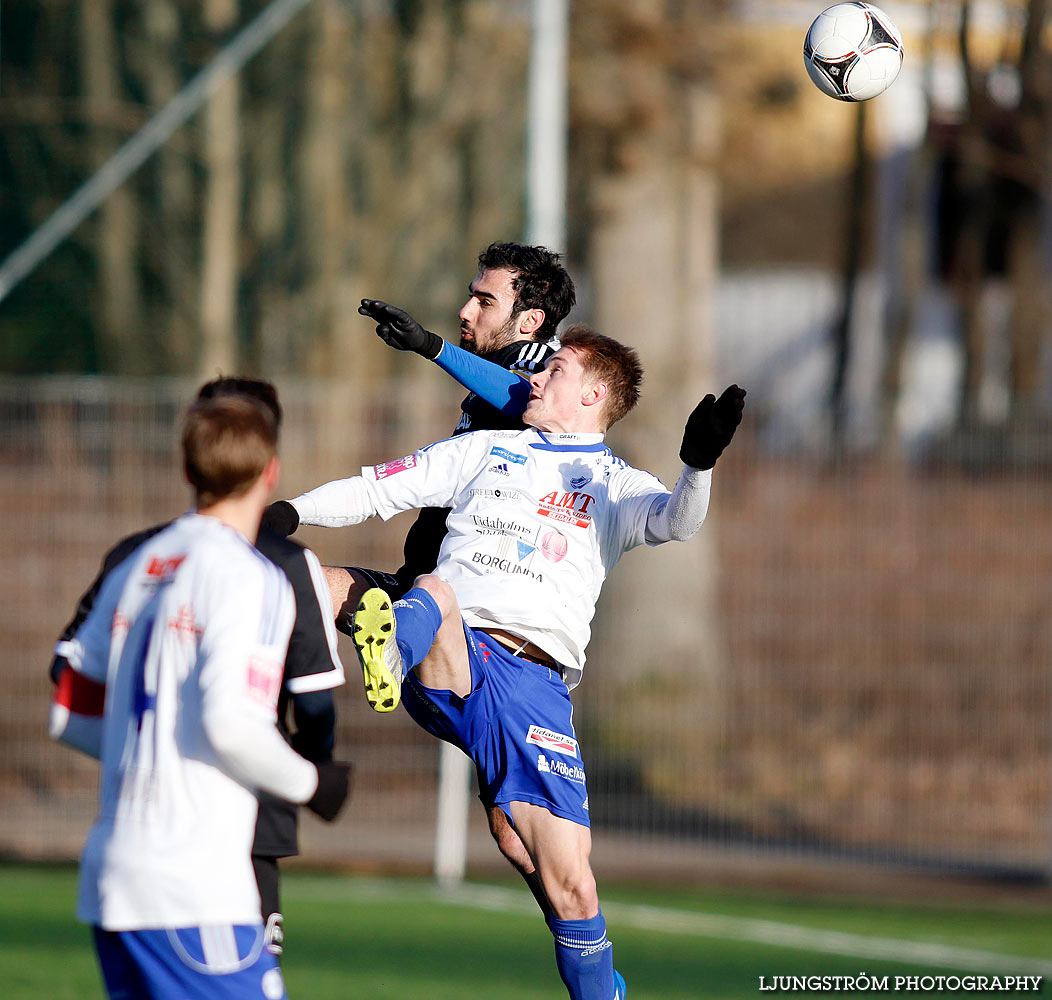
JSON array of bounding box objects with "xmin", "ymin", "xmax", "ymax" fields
[
  {"xmin": 290, "ymin": 689, "xmax": 336, "ymax": 762},
  {"xmin": 49, "ymin": 524, "xmax": 169, "ymax": 683},
  {"xmin": 256, "ymin": 531, "xmax": 343, "ymax": 692}
]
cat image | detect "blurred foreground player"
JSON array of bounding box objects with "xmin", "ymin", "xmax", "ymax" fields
[
  {"xmin": 49, "ymin": 377, "xmax": 346, "ymax": 957},
  {"xmin": 271, "ymin": 328, "xmax": 746, "ymax": 999},
  {"xmin": 50, "ymin": 390, "xmax": 350, "ymax": 1000}
]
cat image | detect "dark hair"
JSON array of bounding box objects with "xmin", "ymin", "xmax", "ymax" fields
[
  {"xmin": 558, "ymin": 325, "xmax": 643, "ymax": 429},
  {"xmin": 477, "ymin": 241, "xmax": 576, "ymax": 342},
  {"xmin": 197, "ymin": 376, "xmax": 282, "ymax": 427},
  {"xmin": 182, "ymin": 395, "xmax": 279, "ymax": 508}
]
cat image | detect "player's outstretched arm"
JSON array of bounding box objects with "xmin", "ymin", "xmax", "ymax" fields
[
  {"xmin": 260, "ymin": 479, "xmax": 376, "ymax": 537},
  {"xmin": 359, "ymin": 298, "xmax": 529, "ymax": 416}
]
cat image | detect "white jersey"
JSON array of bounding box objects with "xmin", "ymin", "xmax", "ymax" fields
[
  {"xmin": 296, "ymin": 429, "xmax": 676, "ymax": 689},
  {"xmin": 70, "ymin": 513, "xmax": 303, "ymax": 930}
]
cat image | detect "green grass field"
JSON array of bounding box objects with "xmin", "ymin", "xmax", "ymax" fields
[{"xmin": 4, "ymin": 864, "xmax": 1052, "ymax": 999}]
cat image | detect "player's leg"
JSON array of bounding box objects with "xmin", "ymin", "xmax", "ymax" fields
[
  {"xmin": 404, "ymin": 574, "xmax": 471, "ymax": 695},
  {"xmin": 510, "ymin": 802, "xmax": 619, "ymax": 1000},
  {"xmin": 251, "ymin": 855, "xmax": 284, "ymax": 957},
  {"xmin": 351, "ymin": 574, "xmax": 471, "ymax": 711},
  {"xmin": 92, "ymin": 926, "xmax": 152, "ymax": 999},
  {"xmin": 486, "ymin": 802, "xmax": 552, "ymax": 921},
  {"xmin": 325, "ymin": 566, "xmax": 403, "ymax": 635}
]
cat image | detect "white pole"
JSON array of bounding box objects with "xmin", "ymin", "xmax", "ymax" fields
[
  {"xmin": 525, "ymin": 0, "xmax": 569, "ymax": 250},
  {"xmin": 433, "ymin": 744, "xmax": 473, "ymax": 886},
  {"xmin": 432, "ymin": 0, "xmax": 571, "ymax": 888},
  {"xmin": 0, "ymin": 0, "xmax": 315, "ymax": 304}
]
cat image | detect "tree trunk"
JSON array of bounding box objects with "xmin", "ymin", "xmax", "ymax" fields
[
  {"xmin": 141, "ymin": 0, "xmax": 197, "ymax": 372},
  {"xmin": 1006, "ymin": 0, "xmax": 1051, "ymax": 416},
  {"xmin": 590, "ymin": 71, "xmax": 728, "ymax": 804},
  {"xmin": 81, "ymin": 0, "xmax": 142, "ymax": 372},
  {"xmin": 300, "ymin": 0, "xmax": 353, "ymax": 377},
  {"xmin": 199, "ymin": 0, "xmax": 241, "ymax": 376}
]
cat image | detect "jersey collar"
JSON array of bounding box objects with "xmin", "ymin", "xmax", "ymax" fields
[{"xmin": 528, "ymin": 429, "xmax": 608, "ymax": 452}]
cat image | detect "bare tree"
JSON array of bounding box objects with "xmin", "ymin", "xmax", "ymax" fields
[
  {"xmin": 199, "ymin": 0, "xmax": 241, "ymax": 376},
  {"xmin": 81, "ymin": 0, "xmax": 143, "ymax": 371},
  {"xmin": 138, "ymin": 0, "xmax": 199, "ymax": 371}
]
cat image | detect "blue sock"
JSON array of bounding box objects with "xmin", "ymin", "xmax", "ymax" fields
[
  {"xmin": 392, "ymin": 587, "xmax": 443, "ymax": 670},
  {"xmin": 549, "ymin": 911, "xmax": 615, "ymax": 1000}
]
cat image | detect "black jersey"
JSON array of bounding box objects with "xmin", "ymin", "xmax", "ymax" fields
[
  {"xmin": 393, "ymin": 339, "xmax": 557, "ymax": 590},
  {"xmin": 51, "ymin": 523, "xmax": 343, "ymax": 859}
]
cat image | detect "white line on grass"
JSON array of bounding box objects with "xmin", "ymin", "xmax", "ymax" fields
[{"xmin": 286, "ymin": 877, "xmax": 1052, "ymax": 977}]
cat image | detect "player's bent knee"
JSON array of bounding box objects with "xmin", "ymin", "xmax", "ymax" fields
[{"xmin": 413, "ymin": 574, "xmax": 458, "ymax": 617}]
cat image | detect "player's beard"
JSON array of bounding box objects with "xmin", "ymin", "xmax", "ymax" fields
[{"xmin": 460, "ymin": 314, "xmax": 522, "ymax": 356}]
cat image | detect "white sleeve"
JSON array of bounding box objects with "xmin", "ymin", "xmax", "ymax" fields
[
  {"xmin": 206, "ymin": 711, "xmax": 318, "ymax": 803},
  {"xmin": 198, "ymin": 555, "xmax": 318, "ymax": 803},
  {"xmin": 290, "ymin": 475, "xmax": 380, "ymax": 528},
  {"xmin": 645, "ymin": 467, "xmax": 712, "ymax": 543},
  {"xmin": 291, "ymin": 438, "xmax": 477, "ymax": 527}
]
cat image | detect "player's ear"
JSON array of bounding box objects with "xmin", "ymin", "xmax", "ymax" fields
[
  {"xmin": 518, "ymin": 308, "xmax": 545, "ymax": 336},
  {"xmin": 263, "ymin": 455, "xmax": 281, "ymax": 493},
  {"xmin": 582, "ymin": 381, "xmax": 608, "ymax": 409}
]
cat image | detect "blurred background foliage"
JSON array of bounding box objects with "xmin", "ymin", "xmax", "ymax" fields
[{"xmin": 2, "ymin": 0, "xmax": 1050, "ymax": 447}]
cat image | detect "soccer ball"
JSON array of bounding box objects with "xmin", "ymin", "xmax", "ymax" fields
[{"xmin": 804, "ymin": 3, "xmax": 903, "ymax": 102}]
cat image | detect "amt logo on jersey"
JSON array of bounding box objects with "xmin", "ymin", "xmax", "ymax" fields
[{"xmin": 537, "ymin": 490, "xmax": 596, "ymax": 528}]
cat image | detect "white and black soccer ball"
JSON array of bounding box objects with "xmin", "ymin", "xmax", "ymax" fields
[{"xmin": 804, "ymin": 3, "xmax": 904, "ymax": 102}]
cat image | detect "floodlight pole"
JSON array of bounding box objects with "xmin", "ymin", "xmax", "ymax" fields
[
  {"xmin": 0, "ymin": 0, "xmax": 315, "ymax": 304},
  {"xmin": 525, "ymin": 0, "xmax": 569, "ymax": 251},
  {"xmin": 432, "ymin": 0, "xmax": 570, "ymax": 889}
]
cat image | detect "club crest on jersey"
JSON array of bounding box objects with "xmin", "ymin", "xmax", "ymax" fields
[
  {"xmin": 562, "ymin": 460, "xmax": 594, "ymax": 491},
  {"xmin": 490, "ymin": 446, "xmax": 527, "ymax": 465},
  {"xmin": 537, "ymin": 490, "xmax": 596, "ymax": 528},
  {"xmin": 527, "ymin": 725, "xmax": 578, "ymax": 758},
  {"xmin": 373, "ymin": 455, "xmax": 416, "ymax": 479}
]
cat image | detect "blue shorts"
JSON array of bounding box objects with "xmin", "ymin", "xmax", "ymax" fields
[
  {"xmin": 93, "ymin": 924, "xmax": 286, "ymax": 1000},
  {"xmin": 402, "ymin": 624, "xmax": 589, "ymax": 828}
]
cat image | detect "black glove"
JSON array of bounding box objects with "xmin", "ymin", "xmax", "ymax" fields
[
  {"xmin": 358, "ymin": 299, "xmax": 444, "ymax": 360},
  {"xmin": 306, "ymin": 761, "xmax": 352, "ymax": 822},
  {"xmin": 680, "ymin": 384, "xmax": 747, "ymax": 470},
  {"xmin": 260, "ymin": 500, "xmax": 299, "ymax": 538}
]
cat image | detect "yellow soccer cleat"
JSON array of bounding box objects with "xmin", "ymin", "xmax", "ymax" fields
[{"xmin": 351, "ymin": 588, "xmax": 403, "ymax": 713}]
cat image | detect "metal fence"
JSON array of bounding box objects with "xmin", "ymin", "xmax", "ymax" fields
[{"xmin": 2, "ymin": 369, "xmax": 1049, "ymax": 884}]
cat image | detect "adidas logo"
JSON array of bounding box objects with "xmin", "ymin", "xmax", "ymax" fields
[{"xmin": 488, "ymin": 462, "xmax": 510, "ymax": 477}]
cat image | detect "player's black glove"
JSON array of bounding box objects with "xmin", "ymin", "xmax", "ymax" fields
[
  {"xmin": 358, "ymin": 299, "xmax": 444, "ymax": 360},
  {"xmin": 306, "ymin": 761, "xmax": 352, "ymax": 822},
  {"xmin": 260, "ymin": 500, "xmax": 299, "ymax": 538},
  {"xmin": 680, "ymin": 384, "xmax": 747, "ymax": 470}
]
